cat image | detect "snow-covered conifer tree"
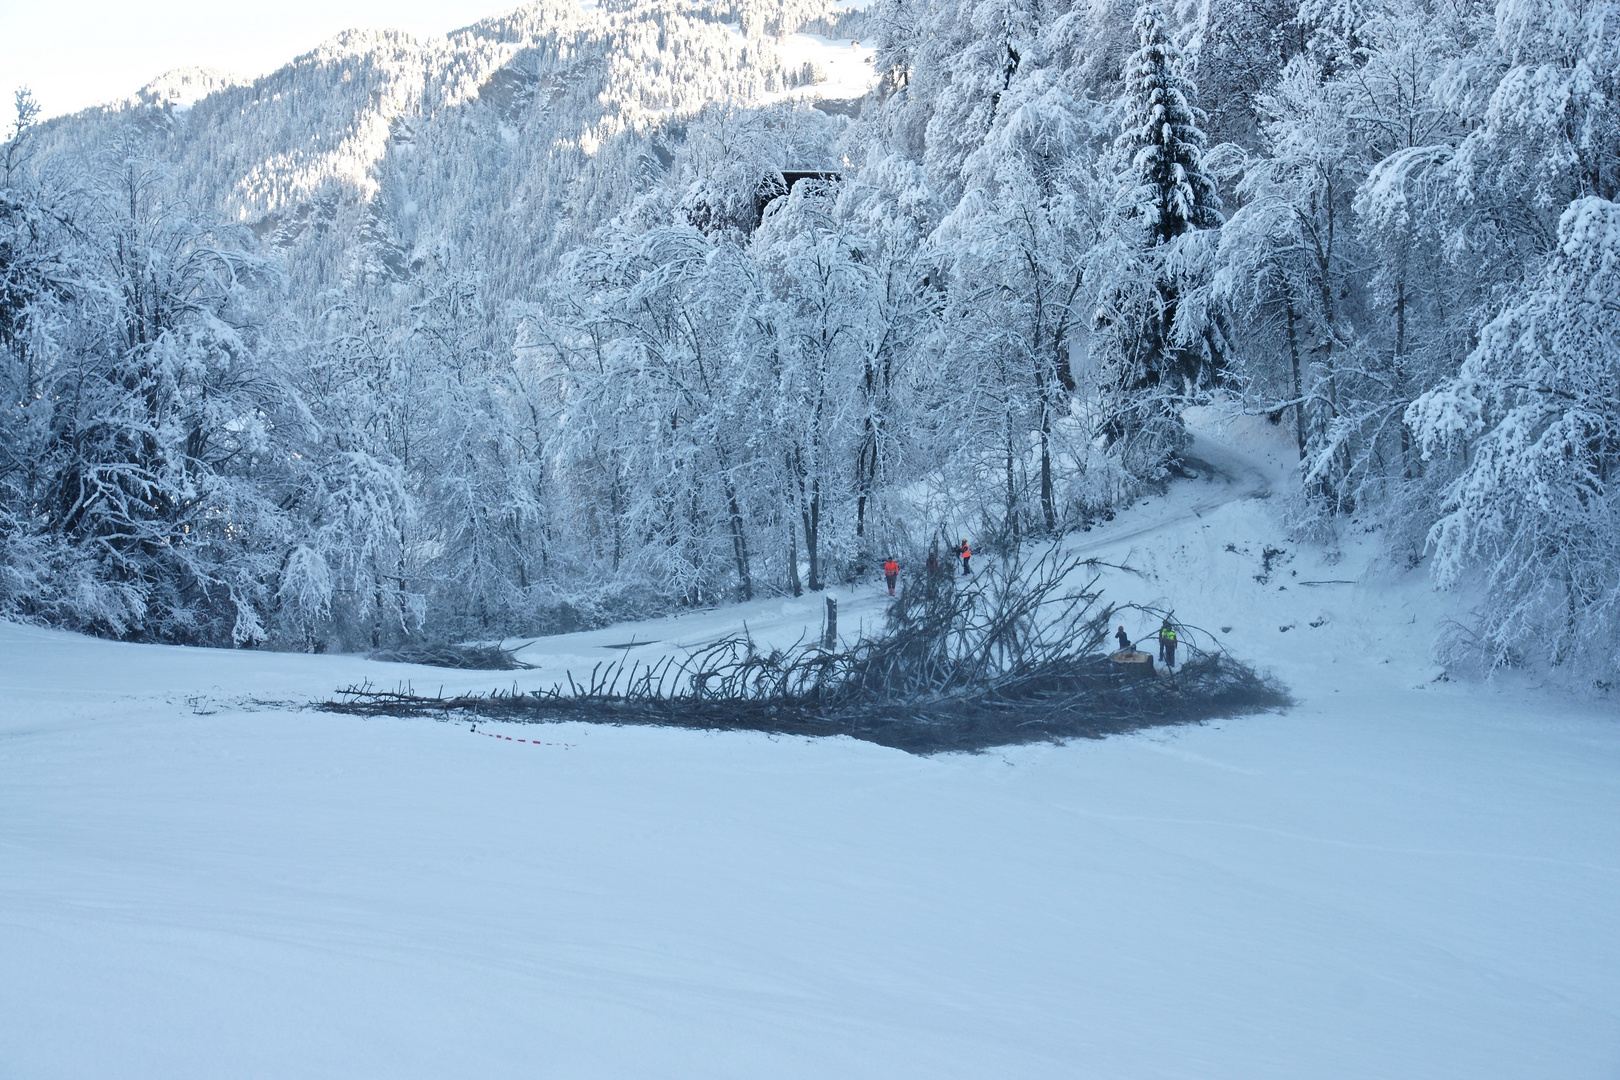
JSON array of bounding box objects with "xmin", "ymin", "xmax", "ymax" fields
[
  {"xmin": 1098, "ymin": 0, "xmax": 1223, "ymax": 469},
  {"xmin": 1118, "ymin": 1, "xmax": 1222, "ymax": 246}
]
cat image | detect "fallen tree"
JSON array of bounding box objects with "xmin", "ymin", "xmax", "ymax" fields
[
  {"xmin": 367, "ymin": 641, "xmax": 535, "ymax": 670},
  {"xmin": 323, "ymin": 547, "xmax": 1289, "ymax": 754}
]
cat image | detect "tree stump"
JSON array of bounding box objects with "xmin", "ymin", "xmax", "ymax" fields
[{"xmin": 1109, "ymin": 649, "xmax": 1156, "ymax": 677}]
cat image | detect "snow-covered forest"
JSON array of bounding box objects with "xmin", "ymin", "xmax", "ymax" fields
[{"xmin": 2, "ymin": 0, "xmax": 1616, "ymax": 680}]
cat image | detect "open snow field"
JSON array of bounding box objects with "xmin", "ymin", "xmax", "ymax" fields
[
  {"xmin": 3, "ymin": 425, "xmax": 1618, "ymax": 1078},
  {"xmin": 713, "ymin": 21, "xmax": 880, "ymax": 108}
]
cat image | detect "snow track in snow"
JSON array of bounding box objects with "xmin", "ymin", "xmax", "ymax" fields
[{"xmin": 1066, "ymin": 433, "xmax": 1275, "ymax": 560}]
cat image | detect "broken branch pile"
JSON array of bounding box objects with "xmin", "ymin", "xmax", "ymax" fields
[{"xmin": 324, "ymin": 548, "xmax": 1289, "ymax": 754}]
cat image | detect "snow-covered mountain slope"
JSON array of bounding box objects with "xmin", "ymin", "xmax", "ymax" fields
[
  {"xmin": 3, "ymin": 424, "xmax": 1616, "ymax": 1079},
  {"xmin": 22, "ymin": 0, "xmax": 874, "ymax": 309},
  {"xmin": 131, "ymin": 68, "xmax": 251, "ymax": 110}
]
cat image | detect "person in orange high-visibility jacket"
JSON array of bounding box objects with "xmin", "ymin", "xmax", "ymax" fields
[
  {"xmin": 883, "ymin": 558, "xmax": 900, "ymax": 595},
  {"xmin": 957, "ymin": 539, "xmax": 972, "ymax": 576}
]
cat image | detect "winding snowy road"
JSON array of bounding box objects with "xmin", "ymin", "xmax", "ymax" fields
[{"xmin": 1066, "ymin": 434, "xmax": 1276, "ymax": 560}]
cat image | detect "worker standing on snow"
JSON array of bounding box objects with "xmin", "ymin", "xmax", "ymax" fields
[
  {"xmin": 1158, "ymin": 619, "xmax": 1178, "ymax": 669},
  {"xmin": 957, "ymin": 539, "xmax": 972, "ymax": 576},
  {"xmin": 883, "ymin": 557, "xmax": 900, "ymax": 596},
  {"xmin": 1116, "ymin": 625, "xmax": 1131, "ymax": 653}
]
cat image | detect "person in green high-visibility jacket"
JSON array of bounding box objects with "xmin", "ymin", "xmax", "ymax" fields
[{"xmin": 1157, "ymin": 619, "xmax": 1178, "ymax": 669}]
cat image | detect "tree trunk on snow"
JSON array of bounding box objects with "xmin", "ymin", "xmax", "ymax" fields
[
  {"xmin": 802, "ymin": 480, "xmax": 822, "ymax": 592},
  {"xmin": 787, "ymin": 518, "xmax": 802, "ymax": 597},
  {"xmin": 1284, "ymin": 292, "xmax": 1306, "ymax": 462},
  {"xmin": 372, "ymin": 580, "xmax": 384, "ymax": 648},
  {"xmin": 1038, "ymin": 408, "xmax": 1056, "ymax": 534},
  {"xmin": 725, "ymin": 479, "xmax": 753, "ymax": 601},
  {"xmin": 1395, "ymin": 279, "xmax": 1414, "ymax": 481},
  {"xmin": 1004, "ymin": 419, "xmax": 1019, "ymax": 542}
]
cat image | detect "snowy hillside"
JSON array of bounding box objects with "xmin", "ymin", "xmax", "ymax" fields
[
  {"xmin": 20, "ymin": 0, "xmax": 874, "ymax": 307},
  {"xmin": 4, "ymin": 432, "xmax": 1616, "ymax": 1078}
]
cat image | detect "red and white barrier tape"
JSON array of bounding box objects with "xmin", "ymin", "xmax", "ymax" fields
[{"xmin": 470, "ymin": 724, "xmax": 573, "ymax": 749}]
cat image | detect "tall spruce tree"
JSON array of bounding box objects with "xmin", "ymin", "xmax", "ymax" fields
[
  {"xmin": 1119, "ymin": 2, "xmax": 1222, "ymax": 245},
  {"xmin": 1114, "ymin": 0, "xmax": 1223, "ymax": 403}
]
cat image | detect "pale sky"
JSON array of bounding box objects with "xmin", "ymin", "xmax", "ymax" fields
[{"xmin": 0, "ymin": 0, "xmax": 516, "ymax": 129}]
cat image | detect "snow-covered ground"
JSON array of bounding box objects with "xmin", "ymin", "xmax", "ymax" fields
[
  {"xmin": 771, "ymin": 32, "xmax": 877, "ymax": 103},
  {"xmin": 715, "ymin": 23, "xmax": 878, "ymax": 107},
  {"xmin": 3, "ymin": 423, "xmax": 1617, "ymax": 1078}
]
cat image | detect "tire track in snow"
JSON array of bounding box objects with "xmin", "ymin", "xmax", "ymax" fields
[{"xmin": 1065, "ymin": 437, "xmax": 1274, "ymax": 559}]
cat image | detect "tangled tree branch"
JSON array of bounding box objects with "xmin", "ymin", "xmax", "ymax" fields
[{"xmin": 324, "ymin": 547, "xmax": 1288, "ymax": 754}]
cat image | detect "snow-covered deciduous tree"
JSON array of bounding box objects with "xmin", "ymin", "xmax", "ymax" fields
[
  {"xmin": 403, "ymin": 271, "xmax": 550, "ymax": 637},
  {"xmin": 1202, "ymin": 54, "xmax": 1369, "ymax": 510},
  {"xmin": 544, "ymin": 219, "xmax": 768, "ymax": 605},
  {"xmin": 936, "ymin": 71, "xmax": 1107, "ymax": 532},
  {"xmin": 751, "ymin": 183, "xmax": 877, "ymax": 590},
  {"xmin": 1408, "ymin": 197, "xmax": 1620, "ymax": 679},
  {"xmin": 837, "ymin": 154, "xmax": 941, "ymax": 558},
  {"xmin": 2, "ymin": 141, "xmax": 297, "ymax": 644},
  {"xmin": 290, "ymin": 295, "xmax": 421, "ymax": 649}
]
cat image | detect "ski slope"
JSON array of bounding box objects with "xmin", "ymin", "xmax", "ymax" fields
[{"xmin": 3, "ymin": 423, "xmax": 1617, "ymax": 1079}]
